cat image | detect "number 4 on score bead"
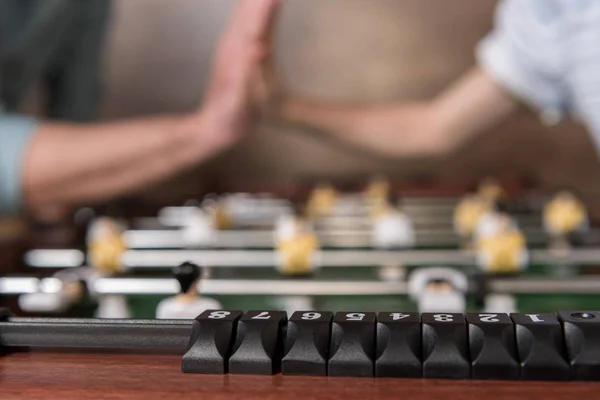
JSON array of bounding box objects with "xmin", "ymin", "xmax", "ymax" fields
[{"xmin": 390, "ymin": 313, "xmax": 410, "ymax": 321}]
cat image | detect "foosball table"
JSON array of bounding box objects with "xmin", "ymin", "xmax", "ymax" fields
[{"xmin": 2, "ymin": 178, "xmax": 600, "ymax": 399}]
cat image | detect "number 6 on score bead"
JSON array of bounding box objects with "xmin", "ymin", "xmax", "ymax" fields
[{"xmin": 301, "ymin": 312, "xmax": 322, "ymax": 320}]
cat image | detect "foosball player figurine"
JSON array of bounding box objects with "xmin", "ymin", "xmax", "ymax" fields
[
  {"xmin": 305, "ymin": 182, "xmax": 339, "ymax": 220},
  {"xmin": 543, "ymin": 191, "xmax": 589, "ymax": 252},
  {"xmin": 156, "ymin": 262, "xmax": 222, "ymax": 319},
  {"xmin": 371, "ymin": 196, "xmax": 415, "ymax": 249},
  {"xmin": 371, "ymin": 195, "xmax": 415, "ymax": 282},
  {"xmin": 181, "ymin": 206, "xmax": 216, "ymax": 248},
  {"xmin": 477, "ymin": 177, "xmax": 509, "ymax": 210},
  {"xmin": 475, "ymin": 213, "xmax": 527, "ymax": 313},
  {"xmin": 18, "ymin": 271, "xmax": 86, "ymax": 314},
  {"xmin": 275, "ymin": 212, "xmax": 321, "ymax": 277},
  {"xmin": 202, "ymin": 194, "xmax": 233, "ymax": 231},
  {"xmin": 454, "ymin": 193, "xmax": 495, "ymax": 247},
  {"xmin": 475, "ymin": 213, "xmax": 528, "ymax": 275},
  {"xmin": 365, "ymin": 174, "xmax": 391, "ymax": 206},
  {"xmin": 87, "ymin": 217, "xmax": 131, "ymax": 318},
  {"xmin": 408, "ymin": 267, "xmax": 468, "ymax": 313}
]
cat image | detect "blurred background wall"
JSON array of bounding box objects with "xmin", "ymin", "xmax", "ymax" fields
[{"xmin": 100, "ymin": 0, "xmax": 600, "ymax": 202}]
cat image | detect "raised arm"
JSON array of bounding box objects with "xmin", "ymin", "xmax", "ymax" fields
[
  {"xmin": 281, "ymin": 67, "xmax": 519, "ymax": 158},
  {"xmin": 18, "ymin": 0, "xmax": 279, "ymax": 215}
]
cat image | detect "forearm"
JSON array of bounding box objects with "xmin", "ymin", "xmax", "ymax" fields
[
  {"xmin": 284, "ymin": 100, "xmax": 441, "ymax": 157},
  {"xmin": 282, "ymin": 68, "xmax": 519, "ymax": 158},
  {"xmin": 23, "ymin": 112, "xmax": 226, "ymax": 210}
]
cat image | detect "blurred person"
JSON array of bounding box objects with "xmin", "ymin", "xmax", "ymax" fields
[
  {"xmin": 271, "ymin": 0, "xmax": 600, "ymax": 161},
  {"xmin": 0, "ymin": 0, "xmax": 279, "ymax": 218}
]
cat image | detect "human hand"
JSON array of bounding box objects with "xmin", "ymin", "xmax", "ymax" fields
[{"xmin": 198, "ymin": 0, "xmax": 281, "ymax": 149}]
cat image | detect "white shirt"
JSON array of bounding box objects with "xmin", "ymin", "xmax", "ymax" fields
[
  {"xmin": 155, "ymin": 297, "xmax": 222, "ymax": 320},
  {"xmin": 478, "ymin": 0, "xmax": 600, "ymax": 144}
]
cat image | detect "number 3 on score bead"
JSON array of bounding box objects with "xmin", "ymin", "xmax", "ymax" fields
[
  {"xmin": 346, "ymin": 313, "xmax": 365, "ymax": 321},
  {"xmin": 252, "ymin": 311, "xmax": 271, "ymax": 320},
  {"xmin": 208, "ymin": 311, "xmax": 231, "ymax": 319},
  {"xmin": 301, "ymin": 312, "xmax": 322, "ymax": 320}
]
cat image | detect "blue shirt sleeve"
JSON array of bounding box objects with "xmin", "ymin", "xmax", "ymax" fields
[
  {"xmin": 0, "ymin": 114, "xmax": 38, "ymax": 216},
  {"xmin": 476, "ymin": 0, "xmax": 567, "ymax": 124}
]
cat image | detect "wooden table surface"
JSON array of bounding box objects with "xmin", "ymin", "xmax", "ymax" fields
[{"xmin": 1, "ymin": 351, "xmax": 598, "ymax": 400}]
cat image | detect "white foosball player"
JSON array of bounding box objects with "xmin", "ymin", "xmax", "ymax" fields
[
  {"xmin": 408, "ymin": 267, "xmax": 468, "ymax": 313},
  {"xmin": 372, "ymin": 208, "xmax": 415, "ymax": 249},
  {"xmin": 274, "ymin": 212, "xmax": 300, "ymax": 243},
  {"xmin": 156, "ymin": 262, "xmax": 222, "ymax": 319},
  {"xmin": 18, "ymin": 270, "xmax": 85, "ymax": 314},
  {"xmin": 483, "ymin": 294, "xmax": 518, "ymax": 314},
  {"xmin": 277, "ymin": 296, "xmax": 314, "ymax": 316},
  {"xmin": 181, "ymin": 207, "xmax": 216, "ymax": 248}
]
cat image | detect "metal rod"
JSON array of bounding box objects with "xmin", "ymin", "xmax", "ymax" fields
[
  {"xmin": 91, "ymin": 277, "xmax": 600, "ymax": 296},
  {"xmin": 0, "ymin": 317, "xmax": 192, "ymax": 351},
  {"xmin": 2, "ymin": 276, "xmax": 600, "ymax": 296},
  {"xmin": 122, "ymin": 227, "xmax": 550, "ymax": 250},
  {"xmin": 25, "ymin": 246, "xmax": 600, "ymax": 270}
]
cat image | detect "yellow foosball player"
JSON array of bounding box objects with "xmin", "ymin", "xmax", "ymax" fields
[
  {"xmin": 275, "ymin": 216, "xmax": 321, "ymax": 276},
  {"xmin": 365, "ymin": 175, "xmax": 391, "ymax": 207},
  {"xmin": 543, "ymin": 191, "xmax": 589, "ymax": 248},
  {"xmin": 475, "ymin": 213, "xmax": 528, "ymax": 275},
  {"xmin": 203, "ymin": 196, "xmax": 233, "ymax": 231},
  {"xmin": 87, "ymin": 217, "xmax": 128, "ymax": 276},
  {"xmin": 86, "ymin": 217, "xmax": 131, "ymax": 318},
  {"xmin": 454, "ymin": 194, "xmax": 495, "ymax": 241},
  {"xmin": 477, "ymin": 177, "xmax": 508, "ymax": 205},
  {"xmin": 305, "ymin": 183, "xmax": 339, "ymax": 220}
]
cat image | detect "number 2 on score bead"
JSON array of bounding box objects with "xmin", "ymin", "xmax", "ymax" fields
[
  {"xmin": 479, "ymin": 314, "xmax": 499, "ymax": 322},
  {"xmin": 390, "ymin": 313, "xmax": 410, "ymax": 321},
  {"xmin": 301, "ymin": 312, "xmax": 321, "ymax": 320},
  {"xmin": 252, "ymin": 311, "xmax": 271, "ymax": 320},
  {"xmin": 346, "ymin": 313, "xmax": 365, "ymax": 321},
  {"xmin": 208, "ymin": 311, "xmax": 231, "ymax": 319}
]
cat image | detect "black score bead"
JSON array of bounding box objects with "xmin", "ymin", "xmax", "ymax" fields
[
  {"xmin": 0, "ymin": 308, "xmax": 9, "ymax": 356},
  {"xmin": 421, "ymin": 313, "xmax": 470, "ymax": 379},
  {"xmin": 328, "ymin": 312, "xmax": 376, "ymax": 377},
  {"xmin": 282, "ymin": 311, "xmax": 333, "ymax": 376},
  {"xmin": 375, "ymin": 312, "xmax": 421, "ymax": 378},
  {"xmin": 181, "ymin": 310, "xmax": 242, "ymax": 374},
  {"xmin": 558, "ymin": 311, "xmax": 600, "ymax": 380},
  {"xmin": 229, "ymin": 311, "xmax": 287, "ymax": 375},
  {"xmin": 511, "ymin": 313, "xmax": 570, "ymax": 381},
  {"xmin": 466, "ymin": 313, "xmax": 519, "ymax": 380}
]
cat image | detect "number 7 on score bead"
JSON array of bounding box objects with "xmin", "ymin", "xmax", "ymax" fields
[{"xmin": 252, "ymin": 311, "xmax": 271, "ymax": 320}]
